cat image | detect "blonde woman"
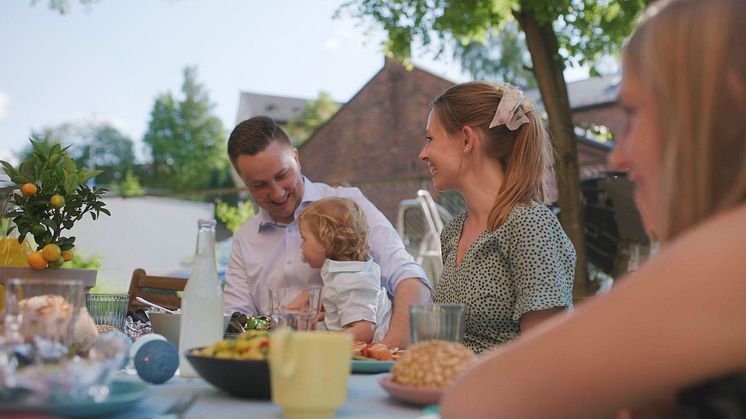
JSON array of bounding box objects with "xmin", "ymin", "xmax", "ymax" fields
[
  {"xmin": 298, "ymin": 197, "xmax": 392, "ymax": 343},
  {"xmin": 441, "ymin": 0, "xmax": 746, "ymax": 417},
  {"xmin": 421, "ymin": 82, "xmax": 576, "ymax": 354}
]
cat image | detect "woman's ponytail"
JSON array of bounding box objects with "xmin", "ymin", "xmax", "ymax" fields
[{"xmin": 487, "ymin": 110, "xmax": 552, "ymax": 230}]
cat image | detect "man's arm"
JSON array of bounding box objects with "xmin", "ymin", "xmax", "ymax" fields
[
  {"xmin": 345, "ymin": 320, "xmax": 375, "ymax": 343},
  {"xmin": 380, "ymin": 277, "xmax": 432, "ymax": 349},
  {"xmin": 223, "ymin": 229, "xmax": 259, "ymax": 315}
]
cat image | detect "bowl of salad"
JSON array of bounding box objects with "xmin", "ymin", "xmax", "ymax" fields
[{"xmin": 185, "ymin": 330, "xmax": 270, "ymax": 399}]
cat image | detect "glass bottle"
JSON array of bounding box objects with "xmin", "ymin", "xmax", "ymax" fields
[{"xmin": 178, "ymin": 218, "xmax": 224, "ymax": 377}]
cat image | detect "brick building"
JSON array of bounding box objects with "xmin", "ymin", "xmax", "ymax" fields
[
  {"xmin": 234, "ymin": 60, "xmax": 623, "ymax": 223},
  {"xmin": 299, "ymin": 59, "xmax": 618, "ymax": 222},
  {"xmin": 298, "ymin": 59, "xmax": 455, "ymax": 221}
]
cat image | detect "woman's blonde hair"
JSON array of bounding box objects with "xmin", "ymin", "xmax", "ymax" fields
[
  {"xmin": 298, "ymin": 197, "xmax": 371, "ymax": 262},
  {"xmin": 624, "ymin": 0, "xmax": 746, "ymax": 242},
  {"xmin": 432, "ymin": 81, "xmax": 553, "ymax": 230}
]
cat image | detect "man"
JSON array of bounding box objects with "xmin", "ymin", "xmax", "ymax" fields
[{"xmin": 224, "ymin": 116, "xmax": 431, "ymax": 348}]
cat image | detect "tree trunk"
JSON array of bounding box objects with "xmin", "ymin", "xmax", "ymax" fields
[{"xmin": 514, "ymin": 5, "xmax": 591, "ymax": 296}]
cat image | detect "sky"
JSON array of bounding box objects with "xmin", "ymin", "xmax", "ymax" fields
[{"xmin": 0, "ymin": 0, "xmax": 590, "ymax": 164}]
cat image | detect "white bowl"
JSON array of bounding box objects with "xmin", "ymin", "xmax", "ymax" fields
[{"xmin": 148, "ymin": 312, "xmax": 231, "ymax": 350}]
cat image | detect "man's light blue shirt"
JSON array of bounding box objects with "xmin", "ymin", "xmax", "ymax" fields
[{"xmin": 224, "ymin": 178, "xmax": 430, "ymax": 315}]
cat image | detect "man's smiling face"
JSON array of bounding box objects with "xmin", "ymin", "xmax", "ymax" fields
[{"xmin": 234, "ymin": 140, "xmax": 305, "ymax": 224}]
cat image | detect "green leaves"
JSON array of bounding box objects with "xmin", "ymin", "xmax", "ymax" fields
[
  {"xmin": 142, "ymin": 66, "xmax": 228, "ymax": 192},
  {"xmin": 3, "ymin": 139, "xmax": 110, "ymax": 250},
  {"xmin": 343, "ymin": 0, "xmax": 644, "ymax": 76},
  {"xmin": 285, "ymin": 91, "xmax": 342, "ymax": 146}
]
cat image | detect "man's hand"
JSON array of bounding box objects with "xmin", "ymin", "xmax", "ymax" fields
[{"xmin": 380, "ymin": 277, "xmax": 431, "ymax": 349}]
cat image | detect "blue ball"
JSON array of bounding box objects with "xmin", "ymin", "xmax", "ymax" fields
[{"xmin": 134, "ymin": 340, "xmax": 178, "ymax": 384}]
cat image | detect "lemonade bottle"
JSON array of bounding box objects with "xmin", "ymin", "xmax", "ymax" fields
[{"xmin": 179, "ymin": 218, "xmax": 224, "ymax": 377}]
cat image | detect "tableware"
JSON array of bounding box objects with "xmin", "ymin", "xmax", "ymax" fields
[
  {"xmin": 409, "ymin": 303, "xmax": 466, "ymax": 343},
  {"xmin": 269, "ymin": 328, "xmax": 352, "ymax": 419},
  {"xmin": 185, "ymin": 350, "xmax": 271, "ymax": 399},
  {"xmin": 0, "ymin": 379, "xmax": 149, "ymax": 418},
  {"xmin": 148, "ymin": 312, "xmax": 231, "ymax": 350},
  {"xmin": 3, "ymin": 277, "xmax": 85, "ymax": 361},
  {"xmin": 268, "ymin": 286, "xmax": 322, "ymax": 331},
  {"xmin": 135, "ymin": 296, "xmax": 178, "ymax": 314},
  {"xmin": 86, "ymin": 293, "xmax": 129, "ymax": 331},
  {"xmin": 378, "ymin": 374, "xmax": 444, "ymax": 406},
  {"xmin": 351, "ymin": 359, "xmax": 394, "ymax": 374}
]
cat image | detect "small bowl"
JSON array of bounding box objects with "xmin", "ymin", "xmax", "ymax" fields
[
  {"xmin": 185, "ymin": 350, "xmax": 270, "ymax": 399},
  {"xmin": 148, "ymin": 312, "xmax": 230, "ymax": 350}
]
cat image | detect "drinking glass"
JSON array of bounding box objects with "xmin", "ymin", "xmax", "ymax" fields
[
  {"xmin": 85, "ymin": 293, "xmax": 129, "ymax": 332},
  {"xmin": 268, "ymin": 287, "xmax": 322, "ymax": 331},
  {"xmin": 3, "ymin": 277, "xmax": 86, "ymax": 362},
  {"xmin": 409, "ymin": 303, "xmax": 466, "ymax": 343}
]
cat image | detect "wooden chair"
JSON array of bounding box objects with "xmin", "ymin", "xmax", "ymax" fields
[{"xmin": 127, "ymin": 268, "xmax": 188, "ymax": 312}]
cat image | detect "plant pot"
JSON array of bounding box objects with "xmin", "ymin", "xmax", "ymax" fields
[{"xmin": 0, "ymin": 266, "xmax": 97, "ymax": 292}]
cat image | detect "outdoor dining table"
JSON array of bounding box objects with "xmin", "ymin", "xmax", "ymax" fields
[{"xmin": 109, "ymin": 371, "xmax": 430, "ymax": 418}]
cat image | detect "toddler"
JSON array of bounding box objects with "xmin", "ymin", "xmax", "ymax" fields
[{"xmin": 298, "ymin": 197, "xmax": 392, "ymax": 343}]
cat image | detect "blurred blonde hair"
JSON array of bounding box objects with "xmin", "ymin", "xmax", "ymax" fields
[
  {"xmin": 432, "ymin": 81, "xmax": 554, "ymax": 230},
  {"xmin": 624, "ymin": 0, "xmax": 746, "ymax": 242},
  {"xmin": 298, "ymin": 197, "xmax": 371, "ymax": 262}
]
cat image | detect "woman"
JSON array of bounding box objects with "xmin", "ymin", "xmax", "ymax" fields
[
  {"xmin": 421, "ymin": 81, "xmax": 575, "ymax": 354},
  {"xmin": 441, "ymin": 0, "xmax": 746, "ymax": 416}
]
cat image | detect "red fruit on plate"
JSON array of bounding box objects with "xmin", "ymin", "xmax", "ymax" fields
[
  {"xmin": 352, "ymin": 341, "xmax": 367, "ymax": 357},
  {"xmin": 365, "ymin": 343, "xmax": 393, "ymax": 361}
]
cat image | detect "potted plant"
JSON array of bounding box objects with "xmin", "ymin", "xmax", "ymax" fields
[{"xmin": 0, "ymin": 140, "xmax": 110, "ymax": 287}]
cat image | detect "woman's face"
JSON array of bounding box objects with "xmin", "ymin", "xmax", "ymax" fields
[
  {"xmin": 609, "ymin": 65, "xmax": 663, "ymax": 234},
  {"xmin": 420, "ymin": 109, "xmax": 465, "ymax": 191}
]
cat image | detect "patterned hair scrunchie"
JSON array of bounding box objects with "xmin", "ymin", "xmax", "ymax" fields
[{"xmin": 489, "ymin": 83, "xmax": 531, "ymax": 131}]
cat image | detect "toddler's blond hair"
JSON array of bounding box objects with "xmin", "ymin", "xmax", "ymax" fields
[{"xmin": 298, "ymin": 197, "xmax": 371, "ymax": 262}]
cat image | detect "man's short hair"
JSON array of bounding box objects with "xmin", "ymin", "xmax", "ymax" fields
[{"xmin": 227, "ymin": 116, "xmax": 292, "ymax": 163}]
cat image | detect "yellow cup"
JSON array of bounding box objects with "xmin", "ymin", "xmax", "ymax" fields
[{"xmin": 269, "ymin": 329, "xmax": 352, "ymax": 419}]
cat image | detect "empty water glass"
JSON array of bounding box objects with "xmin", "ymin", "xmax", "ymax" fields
[
  {"xmin": 268, "ymin": 287, "xmax": 322, "ymax": 331},
  {"xmin": 85, "ymin": 293, "xmax": 129, "ymax": 332},
  {"xmin": 409, "ymin": 303, "xmax": 466, "ymax": 343}
]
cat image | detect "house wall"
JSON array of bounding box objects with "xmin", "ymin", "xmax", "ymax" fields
[
  {"xmin": 573, "ymin": 103, "xmax": 626, "ymax": 140},
  {"xmin": 68, "ymin": 196, "xmax": 214, "ymax": 292},
  {"xmin": 300, "ymin": 59, "xmax": 454, "ymax": 222},
  {"xmin": 573, "ymin": 103, "xmax": 623, "ymax": 178},
  {"xmin": 300, "ymin": 60, "xmax": 618, "ymax": 223}
]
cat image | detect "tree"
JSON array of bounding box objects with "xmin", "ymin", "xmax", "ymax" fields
[
  {"xmin": 215, "ymin": 199, "xmax": 255, "ymax": 234},
  {"xmin": 454, "ymin": 21, "xmax": 537, "ymax": 89},
  {"xmin": 143, "ymin": 66, "xmax": 229, "ymax": 193},
  {"xmin": 343, "ymin": 0, "xmax": 645, "ymax": 296},
  {"xmin": 285, "ymin": 91, "xmax": 342, "ymax": 146},
  {"xmin": 26, "ymin": 122, "xmax": 136, "ymax": 187},
  {"xmin": 34, "ymin": 0, "xmax": 99, "ymax": 14},
  {"xmin": 118, "ymin": 170, "xmax": 145, "ymax": 198},
  {"xmin": 73, "ymin": 124, "xmax": 136, "ymax": 185}
]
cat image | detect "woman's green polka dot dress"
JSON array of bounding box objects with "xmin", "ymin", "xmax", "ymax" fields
[{"xmin": 433, "ymin": 201, "xmax": 576, "ymax": 354}]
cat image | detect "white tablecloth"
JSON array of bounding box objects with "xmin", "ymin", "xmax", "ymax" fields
[{"xmin": 110, "ymin": 372, "xmax": 428, "ymax": 419}]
